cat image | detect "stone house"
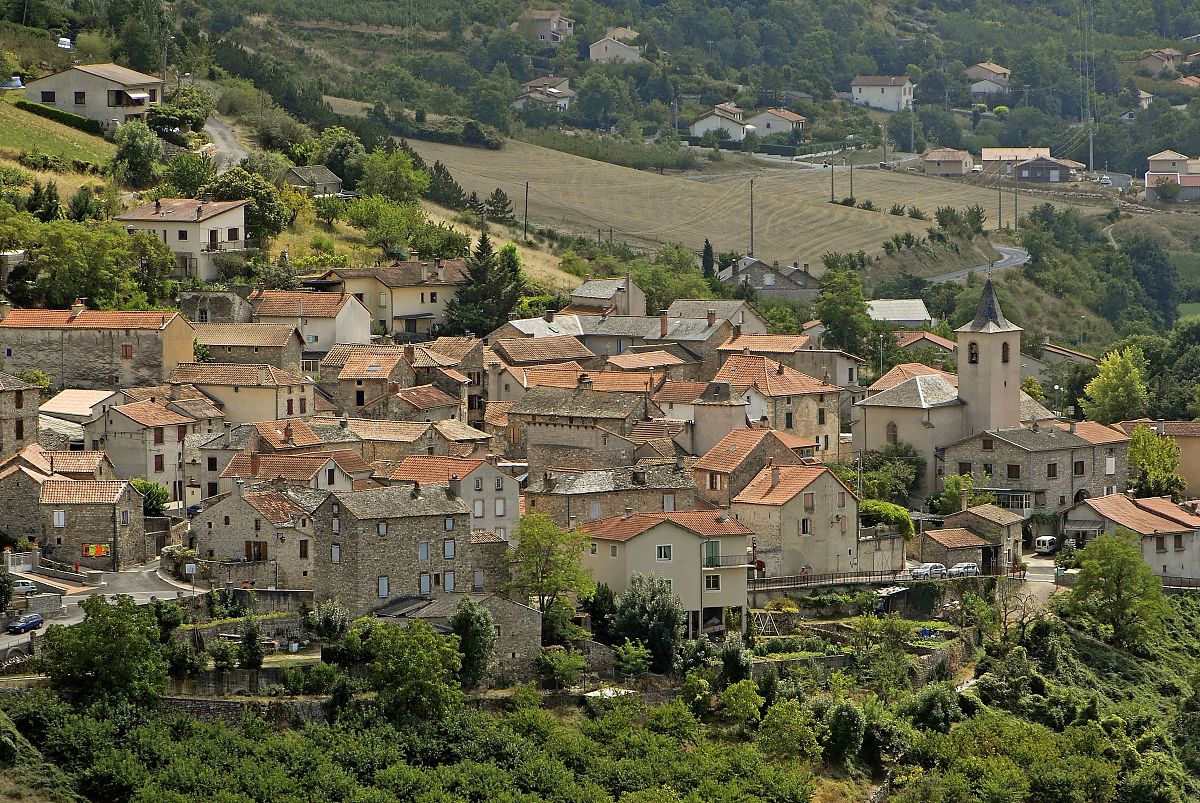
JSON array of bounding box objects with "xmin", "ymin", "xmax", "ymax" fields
[
  {"xmin": 943, "ymin": 502, "xmax": 1026, "ymax": 567},
  {"xmin": 38, "ymin": 450, "xmax": 115, "ymax": 480},
  {"xmin": 564, "ymin": 277, "xmax": 645, "ymax": 316},
  {"xmin": 691, "ymin": 381, "xmax": 752, "ymax": 456},
  {"xmin": 1064, "ymin": 494, "xmax": 1200, "ymax": 578},
  {"xmin": 718, "ymin": 335, "xmax": 866, "ymax": 417},
  {"xmin": 524, "ymin": 462, "xmax": 695, "ymax": 528},
  {"xmin": 424, "ymin": 337, "xmax": 486, "ymax": 424},
  {"xmin": 179, "ymin": 290, "xmax": 256, "ymax": 325},
  {"xmin": 731, "ymin": 464, "xmax": 862, "ymax": 576},
  {"xmin": 943, "ymin": 420, "xmax": 1130, "ymax": 521},
  {"xmin": 0, "ymin": 303, "xmax": 194, "ymax": 390},
  {"xmin": 219, "ymin": 449, "xmax": 374, "ymax": 494},
  {"xmin": 481, "ymin": 401, "xmax": 516, "ymax": 457},
  {"xmin": 652, "ymin": 380, "xmax": 709, "ymax": 422},
  {"xmin": 335, "ymin": 352, "xmax": 415, "ymax": 413},
  {"xmin": 249, "ymin": 290, "xmax": 371, "ymax": 362},
  {"xmin": 490, "ymin": 365, "xmax": 658, "ymax": 405},
  {"xmin": 22, "ymin": 62, "xmax": 161, "ymax": 127},
  {"xmin": 168, "ymin": 362, "xmax": 314, "ymax": 424},
  {"xmin": 311, "ymin": 482, "xmax": 506, "ymax": 618},
  {"xmin": 714, "ymin": 353, "xmax": 842, "ymax": 454},
  {"xmin": 315, "ymin": 260, "xmax": 467, "ymax": 338},
  {"xmin": 387, "ymin": 456, "xmax": 519, "ymax": 539},
  {"xmin": 581, "ymin": 511, "xmax": 753, "ymax": 638},
  {"xmin": 717, "ymin": 257, "xmax": 819, "ymax": 302},
  {"xmin": 965, "ymin": 61, "xmax": 1011, "ymax": 83},
  {"xmin": 115, "ymin": 199, "xmax": 248, "ymax": 282},
  {"xmin": 1138, "ymin": 48, "xmax": 1183, "ymax": 75},
  {"xmin": 309, "ymin": 416, "xmax": 491, "ymax": 463},
  {"xmin": 191, "ymin": 482, "xmax": 321, "ymax": 588},
  {"xmin": 284, "ymin": 165, "xmax": 343, "ymax": 198},
  {"xmin": 359, "ymin": 384, "xmax": 461, "ymax": 422},
  {"xmin": 0, "ymin": 372, "xmax": 38, "ymax": 455},
  {"xmin": 491, "ymin": 335, "xmax": 598, "ymax": 367},
  {"xmin": 194, "ymin": 323, "xmax": 304, "ymax": 374},
  {"xmin": 40, "ymin": 479, "xmax": 145, "ymax": 570},
  {"xmin": 693, "ymin": 429, "xmax": 802, "ymax": 508},
  {"xmin": 910, "ymin": 527, "xmax": 994, "ymax": 571}
]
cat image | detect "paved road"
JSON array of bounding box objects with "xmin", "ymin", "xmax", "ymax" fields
[
  {"xmin": 926, "ymin": 244, "xmax": 1029, "ymax": 283},
  {"xmin": 0, "ymin": 560, "xmax": 184, "ymax": 652},
  {"xmin": 204, "ymin": 117, "xmax": 248, "ymax": 172}
]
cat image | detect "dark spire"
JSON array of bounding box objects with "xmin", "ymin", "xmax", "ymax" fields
[{"xmin": 956, "ymin": 276, "xmax": 1021, "ymax": 333}]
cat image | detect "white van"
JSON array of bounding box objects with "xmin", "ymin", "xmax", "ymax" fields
[{"xmin": 1034, "ymin": 536, "xmax": 1058, "ymax": 555}]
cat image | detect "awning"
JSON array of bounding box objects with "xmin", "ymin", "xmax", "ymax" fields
[
  {"xmin": 393, "ymin": 313, "xmax": 434, "ymax": 319},
  {"xmin": 126, "ymin": 91, "xmax": 150, "ymax": 101}
]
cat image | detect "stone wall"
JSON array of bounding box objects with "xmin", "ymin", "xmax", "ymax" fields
[
  {"xmin": 0, "ymin": 386, "xmax": 37, "ymax": 455},
  {"xmin": 0, "ymin": 327, "xmax": 172, "ymax": 390},
  {"xmin": 42, "ymin": 487, "xmax": 146, "ymax": 570},
  {"xmin": 525, "ymin": 486, "xmax": 695, "ymax": 529},
  {"xmin": 160, "ymin": 695, "xmax": 329, "ymax": 727},
  {"xmin": 193, "ymin": 492, "xmax": 313, "ymax": 589},
  {"xmin": 179, "ymin": 290, "xmax": 255, "ymax": 324}
]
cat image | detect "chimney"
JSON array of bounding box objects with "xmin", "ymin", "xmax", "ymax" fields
[
  {"xmin": 411, "ymin": 481, "xmax": 421, "ymax": 498},
  {"xmin": 706, "ymin": 308, "xmax": 717, "ymax": 328},
  {"xmin": 776, "ymin": 362, "xmax": 785, "ymax": 375},
  {"xmin": 339, "ymin": 414, "xmax": 348, "ymax": 429},
  {"xmin": 1042, "ymin": 335, "xmax": 1051, "ymax": 345},
  {"xmin": 448, "ymin": 474, "xmax": 461, "ymax": 497},
  {"xmin": 420, "ymin": 263, "xmax": 429, "ymax": 281},
  {"xmin": 485, "ymin": 453, "xmax": 498, "ymax": 466},
  {"xmin": 234, "ymin": 479, "xmax": 245, "ymax": 498},
  {"xmin": 283, "ymin": 421, "xmax": 293, "ymax": 445},
  {"xmin": 960, "ymin": 494, "xmax": 969, "ymax": 512},
  {"xmin": 659, "ymin": 310, "xmax": 668, "ymax": 338},
  {"xmin": 437, "ymin": 264, "xmax": 445, "ymax": 282},
  {"xmin": 733, "ymin": 323, "xmax": 741, "ymax": 338},
  {"xmin": 1069, "ymin": 421, "xmax": 1077, "ymax": 433},
  {"xmin": 770, "ymin": 465, "xmax": 780, "ymax": 487},
  {"xmin": 224, "ymin": 421, "xmax": 232, "ymax": 447},
  {"xmin": 411, "ymin": 250, "xmax": 420, "ymax": 263},
  {"xmin": 403, "ymin": 344, "xmax": 415, "ymax": 364},
  {"xmin": 257, "ymin": 366, "xmax": 267, "ymax": 385},
  {"xmin": 195, "ymin": 204, "xmax": 203, "ymax": 220},
  {"xmin": 675, "ymin": 454, "xmax": 686, "ymax": 472},
  {"xmin": 154, "ymin": 198, "xmax": 161, "ymax": 214},
  {"xmin": 544, "ymin": 309, "xmax": 555, "ymax": 322},
  {"xmin": 69, "ymin": 299, "xmax": 85, "ymax": 318},
  {"xmin": 577, "ymin": 372, "xmax": 592, "ymax": 390},
  {"xmin": 622, "ymin": 506, "xmax": 634, "ymax": 519},
  {"xmin": 507, "ymin": 312, "xmax": 517, "ymax": 321},
  {"xmin": 250, "ymin": 453, "xmax": 261, "ymax": 476},
  {"xmin": 802, "ymin": 262, "xmax": 810, "ymax": 275},
  {"xmin": 0, "ymin": 299, "xmax": 11, "ymax": 321},
  {"xmin": 543, "ymin": 470, "xmax": 556, "ymax": 491}
]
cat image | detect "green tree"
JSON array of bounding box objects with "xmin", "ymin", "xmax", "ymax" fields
[
  {"xmin": 65, "ymin": 187, "xmax": 102, "ymax": 222},
  {"xmin": 816, "ymin": 268, "xmax": 871, "ymax": 354},
  {"xmin": 426, "ymin": 161, "xmax": 466, "ymax": 210},
  {"xmin": 825, "ymin": 700, "xmax": 866, "ymax": 764},
  {"xmin": 239, "ymin": 616, "xmax": 264, "ymax": 670},
  {"xmin": 485, "ymin": 188, "xmax": 515, "ymax": 223},
  {"xmin": 757, "ymin": 699, "xmax": 822, "ymax": 762},
  {"xmin": 0, "ymin": 571, "xmax": 13, "ymax": 611},
  {"xmin": 38, "ymin": 595, "xmax": 167, "ymax": 705},
  {"xmin": 113, "ymin": 121, "xmax": 162, "ymax": 188},
  {"xmin": 1081, "ymin": 346, "xmax": 1149, "ymax": 424},
  {"xmin": 314, "ymin": 196, "xmax": 345, "ymax": 226},
  {"xmin": 1020, "ymin": 375, "xmax": 1046, "ymax": 404},
  {"xmin": 613, "ymin": 638, "xmax": 652, "ymax": 676},
  {"xmin": 162, "ymin": 152, "xmax": 216, "ymax": 197},
  {"xmin": 358, "ymin": 149, "xmax": 430, "ymax": 204},
  {"xmin": 368, "ymin": 620, "xmax": 463, "ymax": 720},
  {"xmin": 1067, "ymin": 531, "xmax": 1170, "ymax": 647},
  {"xmin": 202, "ymin": 168, "xmax": 289, "ymax": 242},
  {"xmin": 443, "ymin": 230, "xmax": 526, "ymax": 336},
  {"xmin": 931, "ymin": 473, "xmax": 996, "ymax": 515},
  {"xmin": 131, "ymin": 478, "xmax": 168, "ymax": 517},
  {"xmin": 303, "ymin": 599, "xmax": 349, "ymax": 643},
  {"xmin": 536, "ymin": 647, "xmax": 586, "ymax": 690},
  {"xmin": 579, "ymin": 583, "xmax": 618, "ymax": 645},
  {"xmin": 505, "ymin": 512, "xmax": 593, "ymax": 614},
  {"xmin": 449, "ymin": 596, "xmax": 496, "ymax": 688},
  {"xmin": 613, "ymin": 573, "xmax": 685, "ymax": 674},
  {"xmin": 467, "ymin": 78, "xmax": 514, "ymax": 133},
  {"xmin": 702, "ymin": 239, "xmax": 715, "ymax": 279},
  {"xmin": 207, "ymin": 638, "xmax": 237, "ymax": 672},
  {"xmin": 1128, "ymin": 424, "xmax": 1187, "ymax": 500},
  {"xmin": 719, "ymin": 679, "xmax": 764, "ymax": 734}
]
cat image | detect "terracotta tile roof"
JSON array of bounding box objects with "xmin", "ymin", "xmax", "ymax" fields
[
  {"xmin": 251, "ymin": 290, "xmax": 353, "ymax": 318},
  {"xmin": 389, "ymin": 456, "xmax": 485, "ymax": 483},
  {"xmin": 605, "ymin": 351, "xmax": 685, "ymax": 370},
  {"xmin": 410, "ymin": 347, "xmax": 460, "ymax": 369},
  {"xmin": 1117, "ymin": 420, "xmax": 1200, "ymax": 438},
  {"xmin": 519, "ymin": 368, "xmax": 656, "ymax": 393},
  {"xmin": 223, "ymin": 449, "xmax": 373, "ymax": 481},
  {"xmin": 1045, "ymin": 420, "xmax": 1129, "ymax": 445},
  {"xmin": 320, "ymin": 344, "xmax": 409, "ymax": 373},
  {"xmin": 39, "ymin": 389, "xmax": 116, "ymax": 418},
  {"xmin": 714, "ymin": 354, "xmax": 842, "ymax": 397},
  {"xmin": 483, "ymin": 401, "xmax": 515, "ymax": 428},
  {"xmin": 433, "ymin": 419, "xmax": 491, "ymax": 442},
  {"xmin": 40, "ymin": 479, "xmax": 128, "ymax": 504},
  {"xmin": 353, "ymin": 478, "xmax": 384, "ymax": 491},
  {"xmin": 1081, "ymin": 494, "xmax": 1189, "ymax": 535},
  {"xmin": 493, "ymin": 335, "xmax": 595, "ymax": 365},
  {"xmin": 758, "ymin": 107, "xmax": 806, "ymax": 123},
  {"xmin": 1131, "ymin": 496, "xmax": 1200, "ymax": 528},
  {"xmin": 894, "ymin": 331, "xmax": 956, "ymax": 351},
  {"xmin": 41, "ymin": 451, "xmax": 108, "ymax": 475},
  {"xmin": 628, "ymin": 419, "xmax": 686, "ymax": 442},
  {"xmin": 732, "ymin": 464, "xmax": 841, "ymax": 506},
  {"xmin": 194, "ymin": 323, "xmax": 299, "ymax": 347},
  {"xmin": 243, "ymin": 489, "xmax": 306, "ymax": 524},
  {"xmin": 426, "ymin": 337, "xmax": 480, "ymax": 362},
  {"xmin": 869, "ymin": 363, "xmax": 957, "ymax": 392},
  {"xmin": 121, "ymin": 384, "xmax": 204, "ymax": 403},
  {"xmin": 169, "ymin": 363, "xmax": 308, "ymax": 387},
  {"xmin": 112, "ymin": 399, "xmax": 195, "ymax": 427},
  {"xmin": 117, "ymin": 198, "xmax": 247, "ymax": 223},
  {"xmin": 924, "ymin": 527, "xmax": 990, "ymax": 549},
  {"xmin": 255, "ymin": 419, "xmax": 322, "ymax": 449},
  {"xmin": 0, "ymin": 371, "xmax": 37, "ymax": 391},
  {"xmin": 395, "ymin": 384, "xmax": 459, "ymax": 410},
  {"xmin": 0, "ymin": 309, "xmax": 181, "ymax": 330},
  {"xmin": 323, "ymin": 260, "xmax": 467, "ymax": 288},
  {"xmin": 469, "ymin": 530, "xmax": 506, "ymax": 544},
  {"xmin": 653, "ymin": 380, "xmax": 708, "ymax": 405},
  {"xmin": 169, "ymin": 397, "xmax": 223, "ymax": 420},
  {"xmin": 694, "ymin": 429, "xmax": 778, "ymax": 472},
  {"xmin": 718, "ymin": 333, "xmax": 813, "ymax": 353},
  {"xmin": 771, "ymin": 431, "xmax": 818, "ymax": 450},
  {"xmin": 582, "ymin": 511, "xmax": 752, "ymax": 542},
  {"xmin": 338, "ymin": 353, "xmax": 405, "ymax": 381}
]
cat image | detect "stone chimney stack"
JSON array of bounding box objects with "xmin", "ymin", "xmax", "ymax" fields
[
  {"xmin": 448, "ymin": 474, "xmax": 461, "ymax": 497},
  {"xmin": 770, "ymin": 465, "xmax": 780, "ymax": 487},
  {"xmin": 234, "ymin": 479, "xmax": 244, "ymax": 498},
  {"xmin": 420, "ymin": 263, "xmax": 429, "ymax": 281},
  {"xmin": 224, "ymin": 421, "xmax": 233, "ymax": 447},
  {"xmin": 69, "ymin": 299, "xmax": 85, "ymax": 318},
  {"xmin": 283, "ymin": 421, "xmax": 293, "ymax": 445},
  {"xmin": 250, "ymin": 453, "xmax": 260, "ymax": 476},
  {"xmin": 706, "ymin": 308, "xmax": 717, "ymax": 328},
  {"xmin": 0, "ymin": 299, "xmax": 12, "ymax": 321},
  {"xmin": 544, "ymin": 309, "xmax": 555, "ymax": 322},
  {"xmin": 659, "ymin": 310, "xmax": 668, "ymax": 338}
]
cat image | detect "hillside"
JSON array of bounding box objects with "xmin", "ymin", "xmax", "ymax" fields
[{"xmin": 0, "ymin": 97, "xmax": 115, "ymax": 164}]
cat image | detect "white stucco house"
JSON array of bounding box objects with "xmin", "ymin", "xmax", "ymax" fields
[
  {"xmin": 115, "ymin": 199, "xmax": 248, "ymax": 282},
  {"xmin": 23, "ymin": 63, "xmax": 162, "ymax": 128},
  {"xmin": 850, "ymin": 76, "xmax": 915, "ymax": 112},
  {"xmin": 690, "ymin": 103, "xmax": 754, "ymax": 142},
  {"xmin": 589, "ymin": 37, "xmax": 643, "ymax": 64},
  {"xmin": 745, "ymin": 108, "xmax": 806, "ymax": 135}
]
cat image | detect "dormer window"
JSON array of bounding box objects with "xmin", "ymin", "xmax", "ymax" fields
[{"xmin": 968, "ymin": 342, "xmax": 979, "ymax": 364}]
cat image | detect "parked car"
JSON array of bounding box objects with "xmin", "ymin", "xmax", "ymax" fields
[
  {"xmin": 1034, "ymin": 535, "xmax": 1058, "ymax": 555},
  {"xmin": 186, "ymin": 503, "xmax": 205, "ymax": 518},
  {"xmin": 7, "ymin": 613, "xmax": 44, "ymax": 634},
  {"xmin": 949, "ymin": 562, "xmax": 981, "ymax": 577},
  {"xmin": 971, "ymin": 164, "xmax": 984, "ymax": 173},
  {"xmin": 1099, "ymin": 175, "xmax": 1113, "ymax": 187},
  {"xmin": 910, "ymin": 562, "xmax": 948, "ymax": 579},
  {"xmin": 879, "ymin": 161, "xmax": 892, "ymax": 169},
  {"xmin": 10, "ymin": 579, "xmax": 36, "ymax": 596}
]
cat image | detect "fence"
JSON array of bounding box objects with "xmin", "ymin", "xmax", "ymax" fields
[
  {"xmin": 1160, "ymin": 575, "xmax": 1200, "ymax": 590},
  {"xmin": 749, "ymin": 565, "xmax": 1023, "ymax": 592}
]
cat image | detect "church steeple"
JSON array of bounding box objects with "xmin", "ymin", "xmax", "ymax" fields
[
  {"xmin": 956, "ymin": 276, "xmax": 1021, "ymax": 433},
  {"xmin": 956, "ymin": 277, "xmax": 1021, "ymax": 334}
]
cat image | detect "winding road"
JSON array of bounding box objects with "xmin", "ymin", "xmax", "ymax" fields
[
  {"xmin": 204, "ymin": 117, "xmax": 249, "ymax": 172},
  {"xmin": 927, "ymin": 244, "xmax": 1029, "ymax": 283}
]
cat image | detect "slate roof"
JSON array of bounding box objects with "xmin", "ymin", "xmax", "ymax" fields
[
  {"xmin": 867, "ymin": 298, "xmax": 931, "ymax": 322},
  {"xmin": 194, "ymin": 323, "xmax": 299, "ymax": 347},
  {"xmin": 0, "ymin": 372, "xmax": 37, "ymax": 391},
  {"xmin": 962, "ymin": 425, "xmax": 1093, "ymax": 452},
  {"xmin": 714, "ymin": 354, "xmax": 841, "ymax": 397},
  {"xmin": 1116, "ymin": 420, "xmax": 1200, "ymax": 438},
  {"xmin": 251, "ymin": 290, "xmax": 353, "ymax": 317},
  {"xmin": 40, "ymin": 479, "xmax": 129, "ymax": 504},
  {"xmin": 509, "ymin": 385, "xmax": 646, "ymax": 419},
  {"xmin": 116, "ymin": 199, "xmax": 246, "ymax": 223},
  {"xmin": 856, "ymin": 374, "xmax": 963, "ymax": 409},
  {"xmin": 332, "ymin": 483, "xmax": 470, "ymax": 519},
  {"xmin": 957, "ymin": 278, "xmax": 1020, "ymax": 334},
  {"xmin": 526, "ymin": 463, "xmax": 694, "ymax": 494},
  {"xmin": 666, "ymin": 299, "xmax": 759, "ymax": 323},
  {"xmin": 69, "ymin": 62, "xmax": 161, "ymax": 85},
  {"xmin": 389, "ymin": 456, "xmax": 486, "ymax": 483},
  {"xmin": 732, "ymin": 465, "xmax": 847, "ymax": 506},
  {"xmin": 503, "ymin": 314, "xmax": 724, "ymax": 343},
  {"xmin": 572, "ymin": 278, "xmax": 631, "ymax": 300},
  {"xmin": 923, "ymin": 528, "xmax": 990, "ymax": 549},
  {"xmin": 961, "ymin": 503, "xmax": 1024, "ymax": 527},
  {"xmin": 169, "ymin": 363, "xmax": 308, "ymax": 387},
  {"xmin": 493, "ymin": 336, "xmax": 595, "ymax": 365},
  {"xmin": 1041, "ymin": 343, "xmax": 1097, "ymax": 362},
  {"xmin": 0, "ymin": 309, "xmax": 181, "ymax": 330},
  {"xmin": 483, "ymin": 401, "xmax": 515, "ymax": 428},
  {"xmin": 169, "ymin": 397, "xmax": 223, "ymax": 420},
  {"xmin": 581, "ymin": 511, "xmax": 752, "ymax": 542},
  {"xmin": 311, "ymin": 417, "xmax": 431, "ymax": 442},
  {"xmin": 285, "ymin": 165, "xmax": 341, "ymax": 186}
]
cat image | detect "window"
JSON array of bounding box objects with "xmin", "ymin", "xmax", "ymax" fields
[
  {"xmin": 254, "ymin": 518, "xmax": 262, "ymax": 531},
  {"xmin": 1034, "ymin": 491, "xmax": 1046, "ymax": 507},
  {"xmin": 177, "ymin": 229, "xmax": 189, "ymax": 241},
  {"xmin": 153, "ymin": 427, "xmax": 164, "ymax": 444},
  {"xmin": 801, "ymin": 518, "xmax": 811, "ymax": 535},
  {"xmin": 377, "ymin": 521, "xmax": 388, "ymax": 536},
  {"xmin": 803, "ymin": 492, "xmax": 815, "ymax": 508},
  {"xmin": 445, "ymin": 571, "xmax": 455, "ymax": 592},
  {"xmin": 206, "ymin": 481, "xmax": 217, "ymax": 496},
  {"xmin": 589, "ymin": 543, "xmax": 597, "ymax": 555},
  {"xmin": 838, "ymin": 491, "xmax": 846, "ymax": 508},
  {"xmin": 958, "ymin": 462, "xmax": 972, "ymax": 475},
  {"xmin": 968, "ymin": 342, "xmax": 979, "ymax": 364},
  {"xmin": 177, "ymin": 425, "xmax": 187, "ymax": 441},
  {"xmin": 430, "ymin": 292, "xmax": 438, "ymax": 304},
  {"xmin": 52, "ymin": 509, "xmax": 66, "ymax": 528},
  {"xmin": 331, "ymin": 543, "xmax": 341, "ymax": 563},
  {"xmin": 705, "ymin": 575, "xmax": 721, "ymax": 591},
  {"xmin": 474, "ymin": 569, "xmax": 485, "ymax": 589},
  {"xmin": 662, "ymin": 494, "xmax": 675, "ymax": 512},
  {"xmin": 886, "ymin": 421, "xmax": 898, "ymax": 445},
  {"xmin": 420, "ymin": 573, "xmax": 430, "ymax": 594},
  {"xmin": 656, "ymin": 545, "xmax": 673, "ymax": 562},
  {"xmin": 708, "ymin": 472, "xmax": 723, "ymax": 491},
  {"xmin": 197, "ymin": 310, "xmax": 208, "ymax": 323},
  {"xmin": 818, "ymin": 407, "xmax": 826, "ymax": 425},
  {"xmin": 40, "ymin": 90, "xmax": 55, "ymax": 103},
  {"xmin": 610, "ymin": 544, "xmax": 618, "ymax": 557},
  {"xmin": 119, "ymin": 508, "xmax": 129, "ymax": 525},
  {"xmin": 287, "ymin": 398, "xmax": 294, "ymax": 415},
  {"xmin": 300, "ymin": 398, "xmax": 306, "ymax": 414},
  {"xmin": 1073, "ymin": 460, "xmax": 1085, "ymax": 476},
  {"xmin": 1105, "ymin": 457, "xmax": 1116, "ymax": 475},
  {"xmin": 982, "ymin": 463, "xmax": 993, "ymax": 476},
  {"xmin": 474, "ymin": 477, "xmax": 483, "ymax": 491},
  {"xmin": 15, "ymin": 420, "xmax": 22, "ymax": 440},
  {"xmin": 1007, "ymin": 464, "xmax": 1021, "ymax": 480},
  {"xmin": 495, "ymin": 498, "xmax": 506, "ymax": 516},
  {"xmin": 1047, "ymin": 462, "xmax": 1058, "ymax": 479},
  {"xmin": 1175, "ymin": 533, "xmax": 1185, "ymax": 551},
  {"xmin": 148, "ymin": 88, "xmax": 157, "ymax": 102},
  {"xmin": 332, "ymin": 516, "xmax": 340, "ymax": 533},
  {"xmin": 589, "ymin": 501, "xmax": 602, "ymax": 521},
  {"xmin": 154, "ymin": 454, "xmax": 164, "ymax": 472},
  {"xmin": 982, "ymin": 437, "xmax": 996, "ymax": 451},
  {"xmin": 326, "ymin": 468, "xmax": 335, "ymax": 486},
  {"xmin": 419, "ymin": 541, "xmax": 429, "ymax": 561},
  {"xmin": 495, "ymin": 477, "xmax": 504, "ymax": 491},
  {"xmin": 473, "ymin": 499, "xmax": 485, "ymax": 518},
  {"xmin": 444, "ymin": 517, "xmax": 455, "ymax": 530},
  {"xmin": 420, "ymin": 293, "xmax": 425, "ymax": 303},
  {"xmin": 299, "ymin": 539, "xmax": 308, "ymax": 559},
  {"xmin": 71, "ymin": 90, "xmax": 86, "ymax": 105},
  {"xmin": 1001, "ymin": 342, "xmax": 1010, "ymax": 363},
  {"xmin": 378, "ymin": 576, "xmax": 389, "ymax": 597},
  {"xmin": 785, "ymin": 412, "xmax": 794, "ymax": 429},
  {"xmin": 496, "ymin": 527, "xmax": 505, "ymax": 538},
  {"xmin": 1156, "ymin": 536, "xmax": 1166, "ymax": 553},
  {"xmin": 224, "ymin": 516, "xmax": 230, "ymax": 525},
  {"xmin": 444, "ymin": 539, "xmax": 455, "ymax": 558}
]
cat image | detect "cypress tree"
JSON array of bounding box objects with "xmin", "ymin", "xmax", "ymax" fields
[{"xmin": 702, "ymin": 238, "xmax": 715, "ymax": 278}]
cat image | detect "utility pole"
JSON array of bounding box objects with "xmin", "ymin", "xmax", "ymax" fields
[
  {"xmin": 749, "ymin": 177, "xmax": 755, "ymax": 255},
  {"xmin": 1013, "ymin": 178, "xmax": 1018, "ymax": 230},
  {"xmin": 597, "ymin": 229, "xmax": 602, "ymax": 246},
  {"xmin": 161, "ymin": 34, "xmax": 174, "ymax": 88},
  {"xmin": 997, "ymin": 173, "xmax": 1003, "ymax": 231},
  {"xmin": 829, "ymin": 161, "xmax": 834, "ymax": 202},
  {"xmin": 608, "ymin": 228, "xmax": 613, "ymax": 250},
  {"xmin": 881, "ymin": 123, "xmax": 887, "ymax": 165},
  {"xmin": 523, "ymin": 182, "xmax": 529, "ymax": 240},
  {"xmin": 849, "ymin": 158, "xmax": 854, "ymax": 199},
  {"xmin": 910, "ymin": 102, "xmax": 916, "ymax": 154}
]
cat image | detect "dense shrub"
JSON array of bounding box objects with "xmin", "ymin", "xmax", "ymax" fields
[{"xmin": 13, "ymin": 98, "xmax": 105, "ymax": 135}]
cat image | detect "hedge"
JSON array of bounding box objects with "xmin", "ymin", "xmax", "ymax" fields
[{"xmin": 13, "ymin": 98, "xmax": 106, "ymax": 136}]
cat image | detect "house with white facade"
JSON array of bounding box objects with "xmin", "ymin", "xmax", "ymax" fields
[
  {"xmin": 249, "ymin": 290, "xmax": 371, "ymax": 361},
  {"xmin": 745, "ymin": 108, "xmax": 806, "ymax": 135},
  {"xmin": 116, "ymin": 199, "xmax": 248, "ymax": 282},
  {"xmin": 850, "ymin": 76, "xmax": 915, "ymax": 112},
  {"xmin": 589, "ymin": 37, "xmax": 642, "ymax": 64},
  {"xmin": 690, "ymin": 103, "xmax": 754, "ymax": 142},
  {"xmin": 23, "ymin": 63, "xmax": 161, "ymax": 128}
]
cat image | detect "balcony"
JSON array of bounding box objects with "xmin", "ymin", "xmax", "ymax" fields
[{"xmin": 703, "ymin": 554, "xmax": 752, "ymax": 569}]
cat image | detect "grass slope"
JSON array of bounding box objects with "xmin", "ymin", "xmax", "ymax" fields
[
  {"xmin": 411, "ymin": 138, "xmax": 1102, "ymax": 273},
  {"xmin": 0, "ymin": 97, "xmax": 116, "ymax": 164}
]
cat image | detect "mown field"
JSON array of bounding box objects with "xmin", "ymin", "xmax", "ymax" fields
[
  {"xmin": 410, "ymin": 139, "xmax": 1104, "ymax": 271},
  {"xmin": 0, "ymin": 97, "xmax": 115, "ymax": 163}
]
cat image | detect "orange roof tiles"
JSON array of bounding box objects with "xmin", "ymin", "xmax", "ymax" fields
[
  {"xmin": 254, "ymin": 419, "xmax": 322, "ymax": 449},
  {"xmin": 581, "ymin": 510, "xmax": 753, "ymax": 542},
  {"xmin": 117, "ymin": 198, "xmax": 247, "ymax": 222},
  {"xmin": 112, "ymin": 399, "xmax": 195, "ymax": 427},
  {"xmin": 924, "ymin": 528, "xmax": 990, "ymax": 549},
  {"xmin": 1046, "ymin": 420, "xmax": 1130, "ymax": 445},
  {"xmin": 0, "ymin": 309, "xmax": 180, "ymax": 330},
  {"xmin": 223, "ymin": 449, "xmax": 373, "ymax": 481},
  {"xmin": 483, "ymin": 401, "xmax": 514, "ymax": 428},
  {"xmin": 41, "ymin": 451, "xmax": 108, "ymax": 475},
  {"xmin": 714, "ymin": 354, "xmax": 841, "ymax": 397},
  {"xmin": 1082, "ymin": 494, "xmax": 1189, "ymax": 535},
  {"xmin": 894, "ymin": 331, "xmax": 956, "ymax": 351},
  {"xmin": 389, "ymin": 456, "xmax": 486, "ymax": 483},
  {"xmin": 40, "ymin": 480, "xmax": 129, "ymax": 504},
  {"xmin": 520, "ymin": 368, "xmax": 656, "ymax": 393},
  {"xmin": 718, "ymin": 333, "xmax": 814, "ymax": 353},
  {"xmin": 605, "ymin": 351, "xmax": 686, "ymax": 370},
  {"xmin": 252, "ymin": 290, "xmax": 353, "ymax": 318},
  {"xmin": 395, "ymin": 384, "xmax": 459, "ymax": 410},
  {"xmin": 493, "ymin": 335, "xmax": 595, "ymax": 365},
  {"xmin": 194, "ymin": 323, "xmax": 299, "ymax": 347},
  {"xmin": 425, "ymin": 337, "xmax": 480, "ymax": 362},
  {"xmin": 870, "ymin": 362, "xmax": 957, "ymax": 392},
  {"xmin": 653, "ymin": 380, "xmax": 708, "ymax": 405},
  {"xmin": 1132, "ymin": 496, "xmax": 1200, "ymax": 528},
  {"xmin": 243, "ymin": 490, "xmax": 306, "ymax": 524},
  {"xmin": 338, "ymin": 353, "xmax": 405, "ymax": 380},
  {"xmin": 169, "ymin": 363, "xmax": 307, "ymax": 387},
  {"xmin": 694, "ymin": 429, "xmax": 777, "ymax": 473},
  {"xmin": 732, "ymin": 464, "xmax": 841, "ymax": 506}
]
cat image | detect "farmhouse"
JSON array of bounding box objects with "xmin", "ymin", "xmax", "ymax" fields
[{"xmin": 23, "ymin": 63, "xmax": 161, "ymax": 127}]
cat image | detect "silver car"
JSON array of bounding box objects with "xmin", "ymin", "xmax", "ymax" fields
[
  {"xmin": 948, "ymin": 562, "xmax": 980, "ymax": 578},
  {"xmin": 910, "ymin": 563, "xmax": 947, "ymax": 580}
]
